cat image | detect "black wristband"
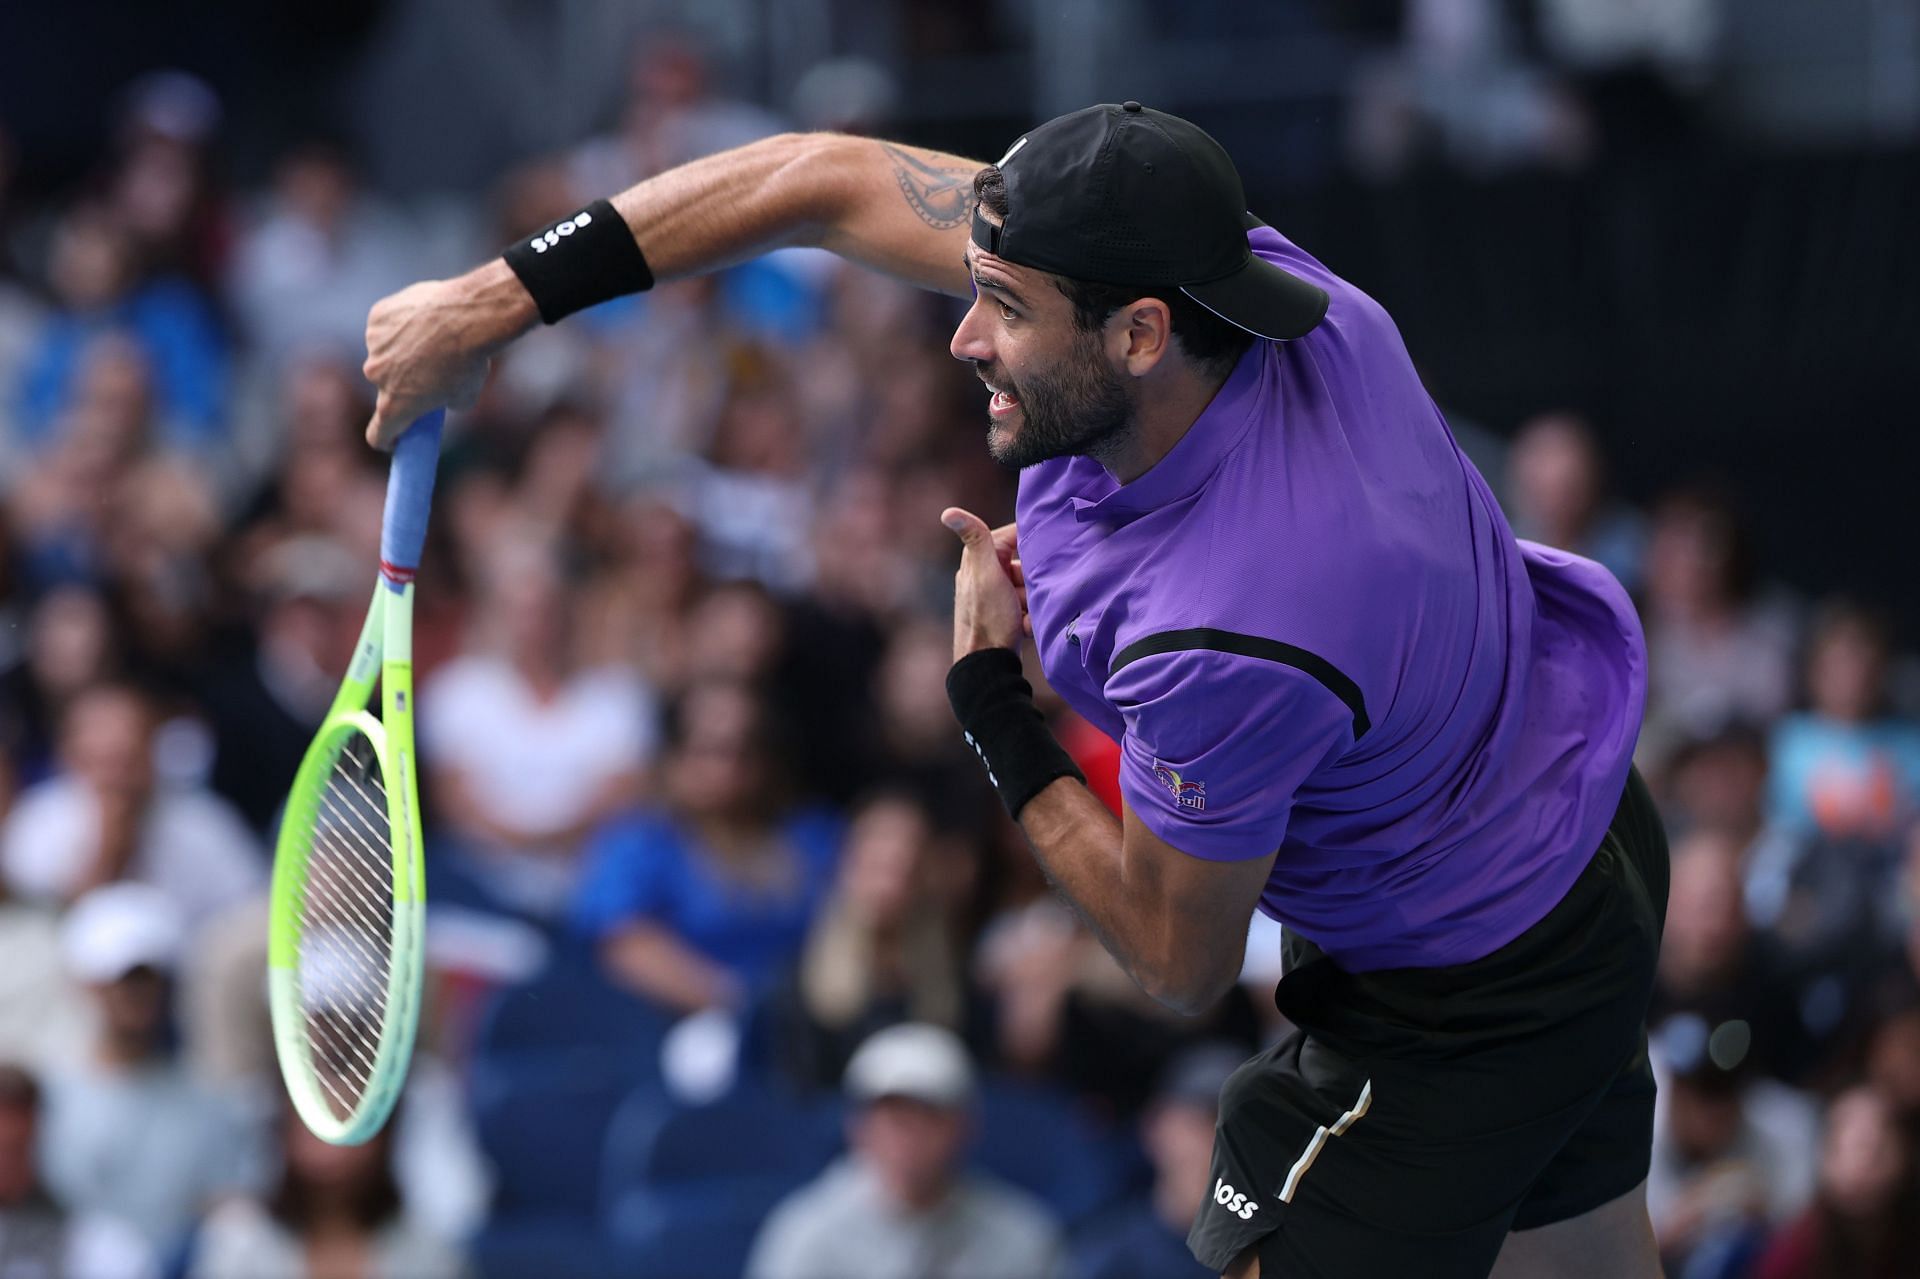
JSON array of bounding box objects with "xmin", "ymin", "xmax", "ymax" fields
[
  {"xmin": 946, "ymin": 648, "xmax": 1085, "ymax": 820},
  {"xmin": 502, "ymin": 199, "xmax": 654, "ymax": 325}
]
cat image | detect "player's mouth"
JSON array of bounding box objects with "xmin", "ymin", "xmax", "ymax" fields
[{"xmin": 988, "ymin": 387, "xmax": 1021, "ymax": 418}]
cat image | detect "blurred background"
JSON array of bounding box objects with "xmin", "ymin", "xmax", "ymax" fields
[{"xmin": 2, "ymin": 2, "xmax": 1919, "ymax": 1277}]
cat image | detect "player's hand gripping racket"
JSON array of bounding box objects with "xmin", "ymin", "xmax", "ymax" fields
[{"xmin": 270, "ymin": 410, "xmax": 443, "ymax": 1144}]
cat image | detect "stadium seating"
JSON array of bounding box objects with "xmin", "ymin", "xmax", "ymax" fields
[
  {"xmin": 969, "ymin": 1076, "xmax": 1144, "ymax": 1225},
  {"xmin": 467, "ymin": 950, "xmax": 674, "ymax": 1278},
  {"xmin": 601, "ymin": 1079, "xmax": 846, "ymax": 1277}
]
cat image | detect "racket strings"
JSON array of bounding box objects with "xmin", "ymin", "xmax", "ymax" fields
[{"xmin": 298, "ymin": 733, "xmax": 397, "ymax": 1120}]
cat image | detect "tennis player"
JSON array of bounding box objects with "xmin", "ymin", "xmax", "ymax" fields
[{"xmin": 361, "ymin": 103, "xmax": 1665, "ymax": 1279}]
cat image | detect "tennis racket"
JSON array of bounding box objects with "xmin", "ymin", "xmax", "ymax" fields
[{"xmin": 269, "ymin": 410, "xmax": 444, "ymax": 1145}]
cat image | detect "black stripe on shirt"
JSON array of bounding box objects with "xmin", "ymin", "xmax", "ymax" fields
[{"xmin": 1108, "ymin": 628, "xmax": 1371, "ymax": 739}]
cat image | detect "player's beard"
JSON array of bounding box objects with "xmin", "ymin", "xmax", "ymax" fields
[{"xmin": 983, "ymin": 333, "xmax": 1134, "ymax": 471}]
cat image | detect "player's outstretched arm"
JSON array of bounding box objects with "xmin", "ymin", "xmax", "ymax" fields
[{"xmin": 363, "ymin": 132, "xmax": 982, "ymax": 446}]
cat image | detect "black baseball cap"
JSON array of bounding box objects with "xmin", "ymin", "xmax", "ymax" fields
[{"xmin": 971, "ymin": 101, "xmax": 1330, "ymax": 341}]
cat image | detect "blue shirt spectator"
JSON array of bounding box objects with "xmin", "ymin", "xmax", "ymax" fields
[
  {"xmin": 16, "ymin": 206, "xmax": 226, "ymax": 449},
  {"xmin": 571, "ymin": 680, "xmax": 844, "ymax": 1012},
  {"xmin": 1769, "ymin": 717, "xmax": 1920, "ymax": 842},
  {"xmin": 572, "ymin": 805, "xmax": 843, "ymax": 996},
  {"xmin": 1768, "ymin": 604, "xmax": 1920, "ymax": 842}
]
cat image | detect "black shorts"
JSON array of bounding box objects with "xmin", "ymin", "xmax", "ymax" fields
[{"xmin": 1188, "ymin": 767, "xmax": 1670, "ymax": 1279}]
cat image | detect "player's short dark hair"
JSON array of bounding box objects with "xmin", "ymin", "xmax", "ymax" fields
[{"xmin": 971, "ymin": 165, "xmax": 1254, "ymax": 381}]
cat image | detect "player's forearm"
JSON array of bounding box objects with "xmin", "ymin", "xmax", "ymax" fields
[
  {"xmin": 605, "ymin": 131, "xmax": 857, "ymax": 281},
  {"xmin": 428, "ymin": 133, "xmax": 842, "ymax": 349},
  {"xmin": 365, "ymin": 132, "xmax": 977, "ymax": 444},
  {"xmin": 1017, "ymin": 779, "xmax": 1229, "ymax": 1015},
  {"xmin": 474, "ymin": 132, "xmax": 967, "ymax": 319}
]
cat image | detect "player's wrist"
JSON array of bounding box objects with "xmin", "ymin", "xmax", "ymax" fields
[
  {"xmin": 466, "ymin": 259, "xmax": 542, "ymax": 345},
  {"xmin": 501, "ymin": 197, "xmax": 655, "ymax": 325},
  {"xmin": 946, "ymin": 648, "xmax": 1084, "ymax": 820},
  {"xmin": 952, "ymin": 633, "xmax": 1020, "ymax": 663}
]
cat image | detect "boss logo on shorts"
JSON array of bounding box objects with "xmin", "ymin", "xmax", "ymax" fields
[
  {"xmin": 529, "ymin": 209, "xmax": 595, "ymax": 253},
  {"xmin": 1213, "ymin": 1177, "xmax": 1260, "ymax": 1220}
]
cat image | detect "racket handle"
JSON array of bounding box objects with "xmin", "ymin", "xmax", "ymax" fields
[{"xmin": 380, "ymin": 409, "xmax": 445, "ymax": 584}]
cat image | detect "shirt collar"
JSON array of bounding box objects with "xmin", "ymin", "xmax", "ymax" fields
[{"xmin": 1069, "ymin": 342, "xmax": 1268, "ymax": 525}]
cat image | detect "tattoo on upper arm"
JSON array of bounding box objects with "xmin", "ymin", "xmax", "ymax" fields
[{"xmin": 880, "ymin": 142, "xmax": 973, "ymax": 230}]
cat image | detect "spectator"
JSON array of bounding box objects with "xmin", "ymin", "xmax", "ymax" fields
[
  {"xmin": 575, "ymin": 497, "xmax": 705, "ymax": 692},
  {"xmin": 421, "ymin": 535, "xmax": 653, "ymax": 920},
  {"xmin": 1751, "ymin": 1084, "xmax": 1920, "ymax": 1279},
  {"xmin": 766, "ymin": 789, "xmax": 989, "ymax": 1090},
  {"xmin": 1769, "ymin": 602, "xmax": 1920, "ymax": 843},
  {"xmin": 805, "ymin": 469, "xmax": 917, "ymax": 623},
  {"xmin": 1646, "ymin": 1017, "xmax": 1819, "ymax": 1275},
  {"xmin": 0, "ymin": 126, "xmax": 46, "ymax": 472},
  {"xmin": 104, "ymin": 71, "xmax": 230, "ymax": 290},
  {"xmin": 870, "ymin": 617, "xmax": 995, "ymax": 816},
  {"xmin": 1535, "ymin": 0, "xmax": 1719, "ymax": 161},
  {"xmin": 1504, "ymin": 411, "xmax": 1645, "ymax": 591},
  {"xmin": 595, "ymin": 276, "xmax": 735, "ymax": 486},
  {"xmin": 15, "ymin": 203, "xmax": 226, "ymax": 447},
  {"xmin": 754, "ymin": 577, "xmax": 895, "ymax": 808},
  {"xmin": 8, "ymin": 336, "xmax": 158, "ymax": 587},
  {"xmin": 745, "ymin": 1023, "xmax": 1066, "ymax": 1279},
  {"xmin": 188, "ymin": 1099, "xmax": 467, "ymax": 1279},
  {"xmin": 1, "ymin": 683, "xmax": 262, "ymax": 927},
  {"xmin": 0, "ymin": 1063, "xmax": 155, "ymax": 1279},
  {"xmin": 0, "ymin": 711, "xmax": 11, "ymax": 824},
  {"xmin": 0, "ymin": 513, "xmax": 23, "ymax": 687},
  {"xmin": 1073, "ymin": 1044, "xmax": 1242, "ymax": 1279},
  {"xmin": 0, "ymin": 873, "xmax": 86, "ymax": 1071},
  {"xmin": 0, "ymin": 582, "xmax": 122, "ymax": 779},
  {"xmin": 38, "ymin": 884, "xmax": 257, "ymax": 1259},
  {"xmin": 1864, "ymin": 1003, "xmax": 1920, "ymax": 1122},
  {"xmin": 975, "ymin": 895, "xmax": 1261, "ymax": 1119},
  {"xmin": 1639, "ymin": 489, "xmax": 1798, "ymax": 764},
  {"xmin": 1344, "ymin": 0, "xmax": 1592, "ymax": 178},
  {"xmin": 567, "ymin": 35, "xmax": 785, "ymax": 199},
  {"xmin": 680, "ymin": 578, "xmax": 788, "ymax": 687},
  {"xmin": 192, "ymin": 534, "xmax": 365, "ymax": 833},
  {"xmin": 683, "ymin": 347, "xmax": 817, "ymax": 592},
  {"xmin": 1660, "ymin": 723, "xmax": 1803, "ymax": 925},
  {"xmin": 227, "ymin": 140, "xmax": 416, "ymax": 367},
  {"xmin": 571, "ymin": 680, "xmax": 842, "ymax": 1013},
  {"xmin": 97, "ymin": 450, "xmax": 223, "ymax": 680},
  {"xmin": 1649, "ymin": 829, "xmax": 1820, "ymax": 1084},
  {"xmin": 229, "ymin": 355, "xmax": 384, "ymax": 560}
]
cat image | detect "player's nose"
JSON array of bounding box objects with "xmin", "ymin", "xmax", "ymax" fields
[{"xmin": 950, "ymin": 301, "xmax": 993, "ymax": 364}]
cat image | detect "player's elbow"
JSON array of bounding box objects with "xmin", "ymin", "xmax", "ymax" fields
[
  {"xmin": 763, "ymin": 131, "xmax": 874, "ymax": 242},
  {"xmin": 1139, "ymin": 957, "xmax": 1239, "ymax": 1018}
]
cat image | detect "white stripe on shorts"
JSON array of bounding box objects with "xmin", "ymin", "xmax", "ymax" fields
[{"xmin": 1277, "ymin": 1079, "xmax": 1373, "ymax": 1204}]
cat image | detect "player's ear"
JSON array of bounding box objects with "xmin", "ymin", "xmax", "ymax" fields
[{"xmin": 1115, "ymin": 296, "xmax": 1173, "ymax": 376}]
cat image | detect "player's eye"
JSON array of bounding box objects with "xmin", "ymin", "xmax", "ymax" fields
[{"xmin": 997, "ymin": 301, "xmax": 1018, "ymax": 321}]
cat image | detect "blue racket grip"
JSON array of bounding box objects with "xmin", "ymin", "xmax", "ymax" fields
[{"xmin": 379, "ymin": 410, "xmax": 445, "ymax": 585}]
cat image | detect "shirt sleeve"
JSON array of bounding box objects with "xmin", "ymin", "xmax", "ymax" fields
[{"xmin": 1105, "ymin": 646, "xmax": 1355, "ymax": 862}]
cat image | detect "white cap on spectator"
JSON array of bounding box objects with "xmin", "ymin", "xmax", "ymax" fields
[
  {"xmin": 844, "ymin": 1023, "xmax": 975, "ymax": 1109},
  {"xmin": 61, "ymin": 883, "xmax": 184, "ymax": 984}
]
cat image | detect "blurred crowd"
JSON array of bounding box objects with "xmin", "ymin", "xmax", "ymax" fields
[{"xmin": 4, "ymin": 35, "xmax": 1920, "ymax": 1279}]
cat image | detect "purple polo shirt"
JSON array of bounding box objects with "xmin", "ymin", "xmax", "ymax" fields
[{"xmin": 1018, "ymin": 226, "xmax": 1647, "ymax": 972}]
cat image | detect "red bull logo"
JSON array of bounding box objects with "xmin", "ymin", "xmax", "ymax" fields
[{"xmin": 1152, "ymin": 761, "xmax": 1207, "ymax": 811}]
